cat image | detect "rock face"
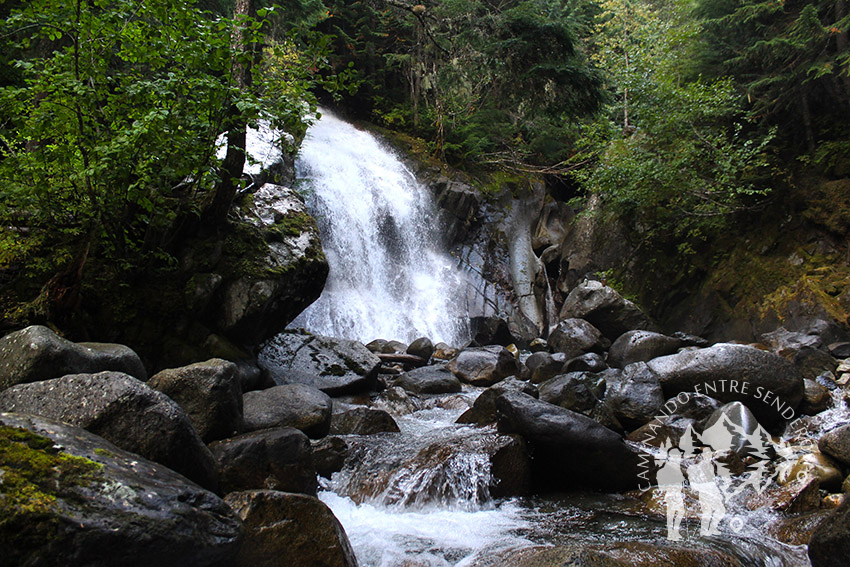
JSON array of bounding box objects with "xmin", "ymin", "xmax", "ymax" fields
[
  {"xmin": 209, "ymin": 427, "xmax": 317, "ymax": 495},
  {"xmin": 258, "ymin": 331, "xmax": 381, "ymax": 396},
  {"xmin": 447, "ymin": 345, "xmax": 520, "ymax": 386},
  {"xmin": 538, "ymin": 372, "xmax": 604, "ymax": 415},
  {"xmin": 495, "ymin": 391, "xmax": 642, "ymax": 491},
  {"xmin": 0, "ymin": 372, "xmax": 217, "ymax": 490},
  {"xmin": 457, "ymin": 377, "xmax": 539, "ymax": 425},
  {"xmin": 242, "ymin": 383, "xmax": 332, "ymax": 439},
  {"xmin": 148, "ymin": 358, "xmax": 244, "ymax": 443},
  {"xmin": 0, "ymin": 325, "xmax": 146, "ymax": 391},
  {"xmin": 647, "ymin": 343, "xmax": 805, "ymax": 427},
  {"xmin": 393, "ymin": 365, "xmax": 462, "ymax": 394},
  {"xmin": 0, "ymin": 412, "xmax": 241, "ymax": 567},
  {"xmin": 558, "ymin": 280, "xmax": 656, "ymax": 340},
  {"xmin": 809, "ymin": 497, "xmax": 850, "ymax": 567},
  {"xmin": 546, "ymin": 318, "xmax": 610, "ymax": 359},
  {"xmin": 607, "ymin": 330, "xmax": 682, "ymax": 368},
  {"xmin": 224, "ymin": 490, "xmax": 358, "ymax": 567}
]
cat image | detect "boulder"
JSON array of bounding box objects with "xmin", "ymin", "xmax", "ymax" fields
[
  {"xmin": 242, "ymin": 384, "xmax": 332, "ymax": 439},
  {"xmin": 406, "ymin": 337, "xmax": 435, "ymax": 361},
  {"xmin": 809, "ymin": 497, "xmax": 850, "ymax": 567},
  {"xmin": 312, "ymin": 436, "xmax": 349, "ymax": 478},
  {"xmin": 770, "ymin": 510, "xmax": 832, "ymax": 546},
  {"xmin": 646, "ymin": 343, "xmax": 805, "ymax": 427},
  {"xmin": 794, "ymin": 347, "xmax": 840, "ymax": 380},
  {"xmin": 546, "ymin": 318, "xmax": 609, "ymax": 359},
  {"xmin": 538, "ymin": 372, "xmax": 604, "ymax": 415},
  {"xmin": 457, "ymin": 377, "xmax": 539, "ymax": 425},
  {"xmin": 225, "ymin": 491, "xmax": 358, "ymax": 567},
  {"xmin": 829, "ymin": 342, "xmax": 850, "ymax": 359},
  {"xmin": 529, "ymin": 352, "xmax": 568, "ymax": 384},
  {"xmin": 258, "ymin": 331, "xmax": 381, "ymax": 396},
  {"xmin": 209, "ymin": 427, "xmax": 317, "ymax": 495},
  {"xmin": 602, "ymin": 363, "xmax": 665, "ymax": 431},
  {"xmin": 329, "ymin": 407, "xmax": 400, "ymax": 435},
  {"xmin": 819, "ymin": 425, "xmax": 850, "ymax": 466},
  {"xmin": 0, "ymin": 372, "xmax": 217, "ymax": 490},
  {"xmin": 563, "ymin": 352, "xmax": 608, "ymax": 373},
  {"xmin": 432, "ymin": 342, "xmax": 460, "ymax": 362},
  {"xmin": 446, "ymin": 345, "xmax": 519, "ymax": 387},
  {"xmin": 0, "ymin": 412, "xmax": 241, "ymax": 567},
  {"xmin": 148, "ymin": 358, "xmax": 244, "ymax": 443},
  {"xmin": 779, "ymin": 452, "xmax": 843, "ymax": 490},
  {"xmin": 701, "ymin": 402, "xmax": 769, "ymax": 455},
  {"xmin": 469, "ymin": 316, "xmax": 516, "ymax": 347},
  {"xmin": 559, "ymin": 280, "xmax": 655, "ymax": 340},
  {"xmin": 801, "ymin": 378, "xmax": 831, "ymax": 415},
  {"xmin": 607, "ymin": 330, "xmax": 682, "ymax": 368},
  {"xmin": 0, "ymin": 325, "xmax": 146, "ymax": 391},
  {"xmin": 393, "ymin": 365, "xmax": 462, "ymax": 395},
  {"xmin": 495, "ymin": 391, "xmax": 642, "ymax": 491},
  {"xmin": 626, "ymin": 414, "xmax": 697, "ymax": 447},
  {"xmin": 660, "ymin": 392, "xmax": 722, "ymax": 426}
]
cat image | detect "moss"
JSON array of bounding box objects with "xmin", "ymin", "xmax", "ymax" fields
[
  {"xmin": 0, "ymin": 426, "xmax": 103, "ymax": 546},
  {"xmin": 263, "ymin": 211, "xmax": 317, "ymax": 242}
]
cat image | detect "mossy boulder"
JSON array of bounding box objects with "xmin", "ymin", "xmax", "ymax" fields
[{"xmin": 0, "ymin": 412, "xmax": 242, "ymax": 567}]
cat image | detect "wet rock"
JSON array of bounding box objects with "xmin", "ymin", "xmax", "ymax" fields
[
  {"xmin": 0, "ymin": 412, "xmax": 241, "ymax": 567},
  {"xmin": 824, "ymin": 493, "xmax": 846, "ymax": 509},
  {"xmin": 312, "ymin": 436, "xmax": 349, "ymax": 478},
  {"xmin": 470, "ymin": 316, "xmax": 516, "ymax": 347},
  {"xmin": 242, "ymin": 384, "xmax": 332, "ymax": 439},
  {"xmin": 148, "ymin": 358, "xmax": 244, "ymax": 443},
  {"xmin": 393, "ymin": 365, "xmax": 462, "ymax": 395},
  {"xmin": 819, "ymin": 425, "xmax": 850, "ymax": 466},
  {"xmin": 258, "ymin": 331, "xmax": 381, "ymax": 396},
  {"xmin": 661, "ymin": 392, "xmax": 723, "ymax": 426},
  {"xmin": 495, "ymin": 391, "xmax": 642, "ymax": 491},
  {"xmin": 209, "ymin": 427, "xmax": 317, "ymax": 495},
  {"xmin": 529, "ymin": 352, "xmax": 568, "ymax": 384},
  {"xmin": 829, "ymin": 342, "xmax": 850, "ymax": 359},
  {"xmin": 0, "ymin": 325, "xmax": 146, "ymax": 391},
  {"xmin": 603, "ymin": 363, "xmax": 665, "ymax": 431},
  {"xmin": 607, "ymin": 330, "xmax": 682, "ymax": 368},
  {"xmin": 626, "ymin": 414, "xmax": 697, "ymax": 447},
  {"xmin": 365, "ymin": 339, "xmax": 389, "ymax": 353},
  {"xmin": 370, "ymin": 385, "xmax": 422, "ymax": 416},
  {"xmin": 406, "ymin": 337, "xmax": 435, "ymax": 361},
  {"xmin": 809, "ymin": 497, "xmax": 850, "ymax": 567},
  {"xmin": 771, "ymin": 511, "xmax": 832, "ymax": 546},
  {"xmin": 747, "ymin": 475, "xmax": 821, "ymax": 514},
  {"xmin": 381, "ymin": 340, "xmax": 408, "ymax": 354},
  {"xmin": 779, "ymin": 452, "xmax": 843, "ymax": 490},
  {"xmin": 528, "ymin": 338, "xmax": 548, "ymax": 353},
  {"xmin": 559, "ymin": 280, "xmax": 656, "ymax": 340},
  {"xmin": 457, "ymin": 377, "xmax": 539, "ymax": 425},
  {"xmin": 794, "ymin": 347, "xmax": 840, "ymax": 380},
  {"xmin": 225, "ymin": 490, "xmax": 357, "ymax": 567},
  {"xmin": 701, "ymin": 402, "xmax": 769, "ymax": 455},
  {"xmin": 647, "ymin": 343, "xmax": 805, "ymax": 427},
  {"xmin": 801, "ymin": 378, "xmax": 832, "ymax": 415},
  {"xmin": 0, "ymin": 372, "xmax": 217, "ymax": 491},
  {"xmin": 432, "ymin": 343, "xmax": 460, "ymax": 362},
  {"xmin": 329, "ymin": 407, "xmax": 400, "ymax": 435},
  {"xmin": 563, "ymin": 352, "xmax": 608, "ymax": 373},
  {"xmin": 547, "ymin": 318, "xmax": 609, "ymax": 359},
  {"xmin": 446, "ymin": 345, "xmax": 519, "ymax": 387},
  {"xmin": 671, "ymin": 331, "xmax": 710, "ymax": 348},
  {"xmin": 538, "ymin": 372, "xmax": 603, "ymax": 415},
  {"xmin": 761, "ymin": 326, "xmax": 824, "ymax": 358},
  {"xmin": 471, "ymin": 541, "xmax": 744, "ymax": 567}
]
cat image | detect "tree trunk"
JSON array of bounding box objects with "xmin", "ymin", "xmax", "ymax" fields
[{"xmin": 205, "ymin": 0, "xmax": 257, "ymax": 226}]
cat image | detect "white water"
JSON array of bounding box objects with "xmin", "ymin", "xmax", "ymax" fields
[{"xmin": 289, "ymin": 111, "xmax": 470, "ymax": 346}]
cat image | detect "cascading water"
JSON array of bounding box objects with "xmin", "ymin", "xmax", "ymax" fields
[{"xmin": 289, "ymin": 111, "xmax": 470, "ymax": 346}]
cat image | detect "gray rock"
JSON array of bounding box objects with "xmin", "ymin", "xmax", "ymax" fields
[
  {"xmin": 457, "ymin": 377, "xmax": 539, "ymax": 425},
  {"xmin": 801, "ymin": 378, "xmax": 831, "ymax": 415},
  {"xmin": 224, "ymin": 491, "xmax": 358, "ymax": 567},
  {"xmin": 603, "ymin": 363, "xmax": 665, "ymax": 431},
  {"xmin": 446, "ymin": 345, "xmax": 519, "ymax": 386},
  {"xmin": 702, "ymin": 402, "xmax": 769, "ymax": 455},
  {"xmin": 659, "ymin": 392, "xmax": 722, "ymax": 427},
  {"xmin": 563, "ymin": 352, "xmax": 608, "ymax": 373},
  {"xmin": 0, "ymin": 325, "xmax": 146, "ymax": 391},
  {"xmin": 0, "ymin": 372, "xmax": 217, "ymax": 490},
  {"xmin": 312, "ymin": 436, "xmax": 349, "ymax": 478},
  {"xmin": 209, "ymin": 427, "xmax": 317, "ymax": 495},
  {"xmin": 149, "ymin": 358, "xmax": 244, "ymax": 443},
  {"xmin": 547, "ymin": 318, "xmax": 609, "ymax": 359},
  {"xmin": 828, "ymin": 342, "xmax": 850, "ymax": 359},
  {"xmin": 529, "ymin": 352, "xmax": 568, "ymax": 384},
  {"xmin": 242, "ymin": 384, "xmax": 332, "ymax": 438},
  {"xmin": 538, "ymin": 372, "xmax": 603, "ymax": 415},
  {"xmin": 258, "ymin": 331, "xmax": 381, "ymax": 396},
  {"xmin": 406, "ymin": 337, "xmax": 435, "ymax": 361},
  {"xmin": 647, "ymin": 343, "xmax": 805, "ymax": 427},
  {"xmin": 559, "ymin": 280, "xmax": 655, "ymax": 340},
  {"xmin": 607, "ymin": 330, "xmax": 682, "ymax": 368},
  {"xmin": 525, "ymin": 351, "xmax": 555, "ymax": 372},
  {"xmin": 393, "ymin": 365, "xmax": 462, "ymax": 394},
  {"xmin": 809, "ymin": 497, "xmax": 850, "ymax": 567},
  {"xmin": 470, "ymin": 316, "xmax": 516, "ymax": 347},
  {"xmin": 819, "ymin": 425, "xmax": 850, "ymax": 466},
  {"xmin": 329, "ymin": 407, "xmax": 400, "ymax": 435},
  {"xmin": 495, "ymin": 391, "xmax": 642, "ymax": 491},
  {"xmin": 0, "ymin": 412, "xmax": 241, "ymax": 567},
  {"xmin": 794, "ymin": 347, "xmax": 839, "ymax": 380}
]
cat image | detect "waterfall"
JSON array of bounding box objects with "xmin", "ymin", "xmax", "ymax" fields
[{"xmin": 289, "ymin": 111, "xmax": 470, "ymax": 347}]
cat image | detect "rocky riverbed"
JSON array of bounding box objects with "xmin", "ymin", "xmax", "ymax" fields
[{"xmin": 2, "ymin": 281, "xmax": 850, "ymax": 566}]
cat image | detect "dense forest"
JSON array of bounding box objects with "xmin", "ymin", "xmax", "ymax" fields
[{"xmin": 1, "ymin": 0, "xmax": 849, "ymax": 337}]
